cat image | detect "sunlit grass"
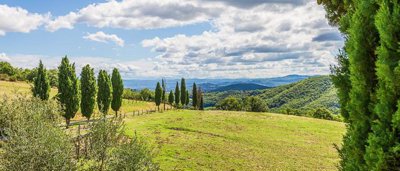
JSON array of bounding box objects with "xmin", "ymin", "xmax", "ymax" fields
[{"xmin": 125, "ymin": 110, "xmax": 345, "ymax": 170}]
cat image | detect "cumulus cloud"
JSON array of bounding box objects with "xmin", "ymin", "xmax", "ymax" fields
[
  {"xmin": 4, "ymin": 0, "xmax": 344, "ymax": 78},
  {"xmin": 83, "ymin": 31, "xmax": 125, "ymax": 47},
  {"xmin": 0, "ymin": 4, "xmax": 49, "ymax": 36},
  {"xmin": 139, "ymin": 1, "xmax": 343, "ymax": 78},
  {"xmin": 45, "ymin": 0, "xmax": 223, "ymax": 31}
]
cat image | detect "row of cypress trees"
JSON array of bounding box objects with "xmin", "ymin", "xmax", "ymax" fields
[
  {"xmin": 32, "ymin": 56, "xmax": 124, "ymax": 128},
  {"xmin": 318, "ymin": 0, "xmax": 400, "ymax": 170},
  {"xmin": 154, "ymin": 78, "xmax": 204, "ymax": 110}
]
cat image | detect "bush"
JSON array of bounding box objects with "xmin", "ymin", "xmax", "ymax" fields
[
  {"xmin": 312, "ymin": 108, "xmax": 334, "ymax": 120},
  {"xmin": 243, "ymin": 96, "xmax": 268, "ymax": 112},
  {"xmin": 0, "ymin": 95, "xmax": 75, "ymax": 171}
]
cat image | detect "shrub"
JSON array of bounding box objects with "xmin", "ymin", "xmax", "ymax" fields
[{"xmin": 312, "ymin": 108, "xmax": 334, "ymax": 120}]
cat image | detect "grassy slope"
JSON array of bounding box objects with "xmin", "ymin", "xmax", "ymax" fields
[
  {"xmin": 0, "ymin": 80, "xmax": 158, "ymax": 120},
  {"xmin": 125, "ymin": 110, "xmax": 345, "ymax": 170}
]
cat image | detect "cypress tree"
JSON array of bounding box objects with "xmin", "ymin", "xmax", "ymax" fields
[
  {"xmin": 175, "ymin": 82, "xmax": 180, "ymax": 107},
  {"xmin": 97, "ymin": 70, "xmax": 112, "ymax": 115},
  {"xmin": 162, "ymin": 79, "xmax": 166, "ymax": 110},
  {"xmin": 58, "ymin": 56, "xmax": 80, "ymax": 128},
  {"xmin": 155, "ymin": 82, "xmax": 162, "ymax": 111},
  {"xmin": 185, "ymin": 90, "xmax": 189, "ymax": 106},
  {"xmin": 196, "ymin": 88, "xmax": 202, "ymax": 108},
  {"xmin": 199, "ymin": 93, "xmax": 204, "ymax": 111},
  {"xmin": 168, "ymin": 90, "xmax": 174, "ymax": 106},
  {"xmin": 80, "ymin": 64, "xmax": 96, "ymax": 120},
  {"xmin": 32, "ymin": 60, "xmax": 50, "ymax": 100},
  {"xmin": 192, "ymin": 83, "xmax": 197, "ymax": 109},
  {"xmin": 365, "ymin": 1, "xmax": 400, "ymax": 169},
  {"xmin": 111, "ymin": 68, "xmax": 124, "ymax": 117},
  {"xmin": 180, "ymin": 78, "xmax": 186, "ymax": 106}
]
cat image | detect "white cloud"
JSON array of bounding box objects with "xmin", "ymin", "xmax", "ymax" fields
[
  {"xmin": 83, "ymin": 31, "xmax": 125, "ymax": 47},
  {"xmin": 0, "ymin": 5, "xmax": 49, "ymax": 36},
  {"xmin": 45, "ymin": 0, "xmax": 223, "ymax": 31}
]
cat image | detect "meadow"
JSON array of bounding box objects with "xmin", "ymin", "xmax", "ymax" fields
[{"xmin": 125, "ymin": 110, "xmax": 345, "ymax": 170}]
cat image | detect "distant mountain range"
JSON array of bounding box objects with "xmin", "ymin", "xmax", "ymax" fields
[
  {"xmin": 210, "ymin": 83, "xmax": 269, "ymax": 92},
  {"xmin": 123, "ymin": 74, "xmax": 311, "ymax": 91}
]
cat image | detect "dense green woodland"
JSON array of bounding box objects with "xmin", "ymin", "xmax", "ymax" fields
[
  {"xmin": 205, "ymin": 76, "xmax": 339, "ymax": 117},
  {"xmin": 319, "ymin": 0, "xmax": 400, "ymax": 170}
]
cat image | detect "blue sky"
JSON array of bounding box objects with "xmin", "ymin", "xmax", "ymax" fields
[{"xmin": 0, "ymin": 0, "xmax": 343, "ymax": 79}]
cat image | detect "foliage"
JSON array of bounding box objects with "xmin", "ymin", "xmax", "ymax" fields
[
  {"xmin": 155, "ymin": 82, "xmax": 162, "ymax": 110},
  {"xmin": 58, "ymin": 56, "xmax": 80, "ymax": 126},
  {"xmin": 161, "ymin": 79, "xmax": 166, "ymax": 110},
  {"xmin": 32, "ymin": 60, "xmax": 50, "ymax": 100},
  {"xmin": 168, "ymin": 90, "xmax": 174, "ymax": 105},
  {"xmin": 80, "ymin": 64, "xmax": 96, "ymax": 120},
  {"xmin": 180, "ymin": 78, "xmax": 186, "ymax": 105},
  {"xmin": 122, "ymin": 88, "xmax": 141, "ymax": 100},
  {"xmin": 107, "ymin": 136, "xmax": 159, "ymax": 171},
  {"xmin": 192, "ymin": 83, "xmax": 197, "ymax": 108},
  {"xmin": 140, "ymin": 88, "xmax": 154, "ymax": 101},
  {"xmin": 174, "ymin": 82, "xmax": 180, "ymax": 107},
  {"xmin": 0, "ymin": 96, "xmax": 75, "ymax": 171},
  {"xmin": 216, "ymin": 96, "xmax": 242, "ymax": 111},
  {"xmin": 111, "ymin": 68, "xmax": 124, "ymax": 116},
  {"xmin": 312, "ymin": 108, "xmax": 334, "ymax": 120},
  {"xmin": 243, "ymin": 96, "xmax": 268, "ymax": 112},
  {"xmin": 97, "ymin": 70, "xmax": 112, "ymax": 115},
  {"xmin": 185, "ymin": 90, "xmax": 189, "ymax": 106},
  {"xmin": 0, "ymin": 61, "xmax": 15, "ymax": 76}
]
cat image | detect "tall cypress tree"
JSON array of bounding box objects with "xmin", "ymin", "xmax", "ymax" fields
[
  {"xmin": 162, "ymin": 79, "xmax": 166, "ymax": 110},
  {"xmin": 155, "ymin": 82, "xmax": 162, "ymax": 111},
  {"xmin": 175, "ymin": 82, "xmax": 180, "ymax": 107},
  {"xmin": 365, "ymin": 1, "xmax": 400, "ymax": 169},
  {"xmin": 180, "ymin": 78, "xmax": 186, "ymax": 106},
  {"xmin": 192, "ymin": 83, "xmax": 197, "ymax": 109},
  {"xmin": 32, "ymin": 60, "xmax": 50, "ymax": 100},
  {"xmin": 58, "ymin": 56, "xmax": 80, "ymax": 128},
  {"xmin": 185, "ymin": 90, "xmax": 189, "ymax": 106},
  {"xmin": 80, "ymin": 64, "xmax": 96, "ymax": 120},
  {"xmin": 111, "ymin": 68, "xmax": 124, "ymax": 117},
  {"xmin": 97, "ymin": 70, "xmax": 112, "ymax": 115},
  {"xmin": 196, "ymin": 88, "xmax": 202, "ymax": 108},
  {"xmin": 168, "ymin": 90, "xmax": 174, "ymax": 106},
  {"xmin": 199, "ymin": 95, "xmax": 204, "ymax": 111}
]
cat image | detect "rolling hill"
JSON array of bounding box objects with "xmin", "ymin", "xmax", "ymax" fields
[{"xmin": 204, "ymin": 76, "xmax": 339, "ymax": 113}]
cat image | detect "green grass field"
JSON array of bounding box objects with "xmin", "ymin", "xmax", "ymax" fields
[
  {"xmin": 124, "ymin": 110, "xmax": 345, "ymax": 170},
  {"xmin": 0, "ymin": 80, "xmax": 57, "ymax": 97}
]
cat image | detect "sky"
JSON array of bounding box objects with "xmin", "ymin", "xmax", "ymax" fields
[{"xmin": 0, "ymin": 0, "xmax": 343, "ymax": 79}]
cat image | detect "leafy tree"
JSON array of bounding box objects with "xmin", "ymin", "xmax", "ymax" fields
[
  {"xmin": 162, "ymin": 79, "xmax": 166, "ymax": 110},
  {"xmin": 216, "ymin": 96, "xmax": 241, "ymax": 111},
  {"xmin": 244, "ymin": 96, "xmax": 268, "ymax": 112},
  {"xmin": 58, "ymin": 56, "xmax": 80, "ymax": 128},
  {"xmin": 32, "ymin": 60, "xmax": 50, "ymax": 100},
  {"xmin": 155, "ymin": 82, "xmax": 162, "ymax": 111},
  {"xmin": 111, "ymin": 68, "xmax": 124, "ymax": 116},
  {"xmin": 140, "ymin": 88, "xmax": 153, "ymax": 101},
  {"xmin": 175, "ymin": 82, "xmax": 180, "ymax": 107},
  {"xmin": 0, "ymin": 61, "xmax": 15, "ymax": 76},
  {"xmin": 47, "ymin": 69, "xmax": 59, "ymax": 87},
  {"xmin": 97, "ymin": 70, "xmax": 112, "ymax": 115},
  {"xmin": 185, "ymin": 90, "xmax": 189, "ymax": 106},
  {"xmin": 180, "ymin": 78, "xmax": 186, "ymax": 105},
  {"xmin": 168, "ymin": 90, "xmax": 174, "ymax": 106},
  {"xmin": 192, "ymin": 83, "xmax": 198, "ymax": 109},
  {"xmin": 80, "ymin": 64, "xmax": 96, "ymax": 120}
]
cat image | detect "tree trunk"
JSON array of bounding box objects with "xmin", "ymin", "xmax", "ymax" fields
[
  {"xmin": 115, "ymin": 110, "xmax": 118, "ymax": 117},
  {"xmin": 65, "ymin": 118, "xmax": 70, "ymax": 129}
]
